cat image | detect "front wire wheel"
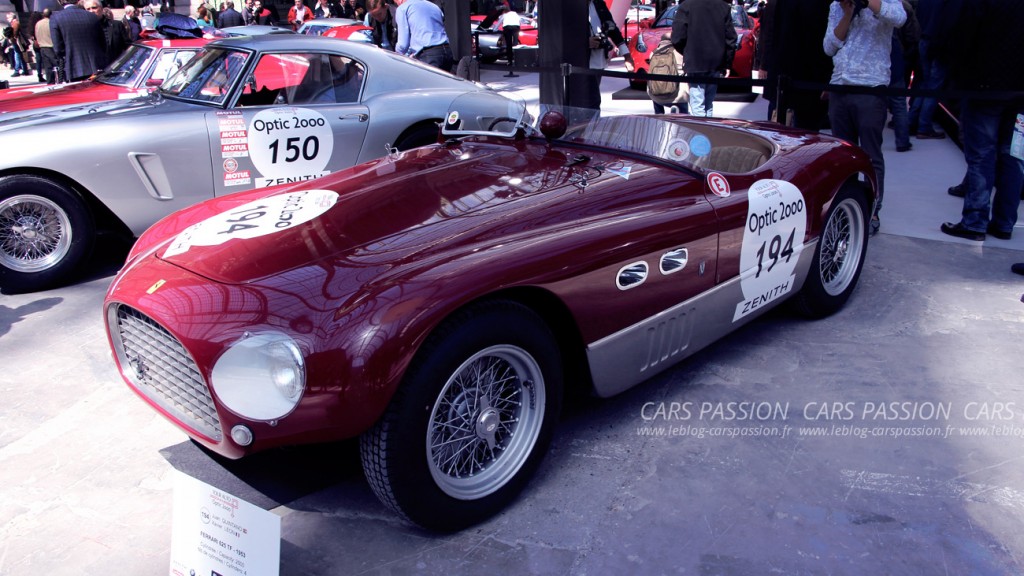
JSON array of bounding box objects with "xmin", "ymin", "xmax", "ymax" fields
[
  {"xmin": 427, "ymin": 344, "xmax": 546, "ymax": 500},
  {"xmin": 360, "ymin": 300, "xmax": 562, "ymax": 531}
]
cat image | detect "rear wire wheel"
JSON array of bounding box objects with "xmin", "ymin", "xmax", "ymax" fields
[
  {"xmin": 793, "ymin": 181, "xmax": 869, "ymax": 318},
  {"xmin": 393, "ymin": 122, "xmax": 441, "ymax": 150},
  {"xmin": 360, "ymin": 300, "xmax": 562, "ymax": 531},
  {"xmin": 0, "ymin": 176, "xmax": 94, "ymax": 293}
]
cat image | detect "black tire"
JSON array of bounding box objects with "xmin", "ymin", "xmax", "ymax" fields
[
  {"xmin": 0, "ymin": 175, "xmax": 95, "ymax": 293},
  {"xmin": 360, "ymin": 300, "xmax": 563, "ymax": 531},
  {"xmin": 792, "ymin": 182, "xmax": 869, "ymax": 318},
  {"xmin": 393, "ymin": 122, "xmax": 441, "ymax": 151}
]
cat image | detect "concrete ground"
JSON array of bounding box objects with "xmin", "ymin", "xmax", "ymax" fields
[{"xmin": 2, "ymin": 64, "xmax": 1024, "ymax": 576}]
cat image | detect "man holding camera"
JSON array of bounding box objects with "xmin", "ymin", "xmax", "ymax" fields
[{"xmin": 824, "ymin": 0, "xmax": 906, "ymax": 235}]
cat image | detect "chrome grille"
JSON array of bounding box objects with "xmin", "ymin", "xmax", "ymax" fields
[{"xmin": 110, "ymin": 304, "xmax": 223, "ymax": 441}]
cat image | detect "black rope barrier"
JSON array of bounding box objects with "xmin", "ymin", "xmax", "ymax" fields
[{"xmin": 476, "ymin": 61, "xmax": 1024, "ymax": 104}]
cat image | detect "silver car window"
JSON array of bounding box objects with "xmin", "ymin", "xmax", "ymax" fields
[{"xmin": 236, "ymin": 52, "xmax": 364, "ymax": 107}]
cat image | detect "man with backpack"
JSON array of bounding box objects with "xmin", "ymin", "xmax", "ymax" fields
[
  {"xmin": 647, "ymin": 33, "xmax": 688, "ymax": 113},
  {"xmin": 671, "ymin": 0, "xmax": 737, "ymax": 117}
]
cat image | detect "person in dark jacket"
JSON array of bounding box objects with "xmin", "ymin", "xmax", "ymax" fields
[
  {"xmin": 937, "ymin": 0, "xmax": 1024, "ymax": 242},
  {"xmin": 100, "ymin": 7, "xmax": 129, "ymax": 63},
  {"xmin": 50, "ymin": 0, "xmax": 108, "ymax": 82},
  {"xmin": 366, "ymin": 0, "xmax": 396, "ymax": 50},
  {"xmin": 217, "ymin": 1, "xmax": 246, "ymax": 26},
  {"xmin": 759, "ymin": 0, "xmax": 834, "ymax": 128},
  {"xmin": 672, "ymin": 0, "xmax": 737, "ymax": 117},
  {"xmin": 122, "ymin": 5, "xmax": 142, "ymax": 41}
]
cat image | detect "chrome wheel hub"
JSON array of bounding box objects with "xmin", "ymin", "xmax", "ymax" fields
[{"xmin": 0, "ymin": 195, "xmax": 72, "ymax": 273}]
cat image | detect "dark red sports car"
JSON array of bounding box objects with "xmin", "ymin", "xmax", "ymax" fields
[
  {"xmin": 104, "ymin": 94, "xmax": 875, "ymax": 531},
  {"xmin": 0, "ymin": 38, "xmax": 209, "ymax": 114}
]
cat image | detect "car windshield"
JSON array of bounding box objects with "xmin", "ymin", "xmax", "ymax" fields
[
  {"xmin": 731, "ymin": 5, "xmax": 753, "ymax": 29},
  {"xmin": 440, "ymin": 92, "xmax": 529, "ymax": 138},
  {"xmin": 159, "ymin": 47, "xmax": 250, "ymax": 105},
  {"xmin": 556, "ymin": 113, "xmax": 773, "ymax": 174},
  {"xmin": 654, "ymin": 5, "xmax": 676, "ymax": 28},
  {"xmin": 95, "ymin": 44, "xmax": 155, "ymax": 87}
]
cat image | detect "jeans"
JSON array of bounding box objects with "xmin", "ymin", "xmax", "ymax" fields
[
  {"xmin": 958, "ymin": 99, "xmax": 1024, "ymax": 233},
  {"xmin": 829, "ymin": 91, "xmax": 888, "ymax": 214},
  {"xmin": 11, "ymin": 49, "xmax": 30, "ymax": 75},
  {"xmin": 688, "ymin": 71, "xmax": 721, "ymax": 117},
  {"xmin": 888, "ymin": 79, "xmax": 910, "ymax": 150},
  {"xmin": 907, "ymin": 46, "xmax": 946, "ymax": 134}
]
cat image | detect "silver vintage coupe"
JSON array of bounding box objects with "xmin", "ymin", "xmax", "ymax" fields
[{"xmin": 0, "ymin": 34, "xmax": 497, "ymax": 293}]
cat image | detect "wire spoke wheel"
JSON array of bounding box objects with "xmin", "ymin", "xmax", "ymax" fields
[
  {"xmin": 0, "ymin": 194, "xmax": 72, "ymax": 273},
  {"xmin": 818, "ymin": 197, "xmax": 864, "ymax": 296},
  {"xmin": 427, "ymin": 344, "xmax": 545, "ymax": 500}
]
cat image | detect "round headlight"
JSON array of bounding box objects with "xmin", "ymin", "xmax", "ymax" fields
[{"xmin": 211, "ymin": 332, "xmax": 305, "ymax": 421}]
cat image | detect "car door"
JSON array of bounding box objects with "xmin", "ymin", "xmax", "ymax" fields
[
  {"xmin": 207, "ymin": 51, "xmax": 370, "ymax": 195},
  {"xmin": 540, "ymin": 150, "xmax": 719, "ymax": 397}
]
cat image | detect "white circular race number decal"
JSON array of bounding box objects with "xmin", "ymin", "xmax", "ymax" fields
[
  {"xmin": 733, "ymin": 179, "xmax": 806, "ymax": 321},
  {"xmin": 163, "ymin": 190, "xmax": 339, "ymax": 258},
  {"xmin": 248, "ymin": 108, "xmax": 334, "ymax": 185}
]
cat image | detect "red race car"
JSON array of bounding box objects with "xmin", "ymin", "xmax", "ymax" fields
[
  {"xmin": 627, "ymin": 2, "xmax": 758, "ymax": 90},
  {"xmin": 0, "ymin": 39, "xmax": 209, "ymax": 114},
  {"xmin": 104, "ymin": 93, "xmax": 874, "ymax": 531}
]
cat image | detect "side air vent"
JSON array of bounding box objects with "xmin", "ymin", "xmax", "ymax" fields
[
  {"xmin": 660, "ymin": 248, "xmax": 689, "ymax": 275},
  {"xmin": 616, "ymin": 261, "xmax": 649, "ymax": 290}
]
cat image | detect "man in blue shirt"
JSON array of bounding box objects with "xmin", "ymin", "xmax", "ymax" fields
[{"xmin": 395, "ymin": 0, "xmax": 452, "ymax": 71}]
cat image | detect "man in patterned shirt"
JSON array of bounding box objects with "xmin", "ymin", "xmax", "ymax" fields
[{"xmin": 824, "ymin": 0, "xmax": 906, "ymax": 235}]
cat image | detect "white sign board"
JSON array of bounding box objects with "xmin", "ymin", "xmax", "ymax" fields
[{"xmin": 169, "ymin": 470, "xmax": 281, "ymax": 576}]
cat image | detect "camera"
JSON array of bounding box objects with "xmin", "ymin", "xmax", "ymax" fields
[{"xmin": 596, "ymin": 21, "xmax": 616, "ymax": 53}]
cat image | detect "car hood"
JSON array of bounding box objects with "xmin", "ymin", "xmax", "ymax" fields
[
  {"xmin": 0, "ymin": 93, "xmax": 183, "ymax": 132},
  {"xmin": 152, "ymin": 138, "xmax": 632, "ymax": 284},
  {"xmin": 0, "ymin": 81, "xmax": 136, "ymax": 115}
]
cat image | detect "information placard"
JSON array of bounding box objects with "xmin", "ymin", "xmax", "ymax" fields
[{"xmin": 169, "ymin": 470, "xmax": 281, "ymax": 576}]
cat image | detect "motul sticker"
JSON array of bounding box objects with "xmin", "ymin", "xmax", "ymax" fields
[{"xmin": 223, "ymin": 170, "xmax": 251, "ymax": 187}]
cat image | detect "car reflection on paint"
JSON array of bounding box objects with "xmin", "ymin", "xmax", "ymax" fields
[
  {"xmin": 0, "ymin": 34, "xmax": 503, "ymax": 293},
  {"xmin": 103, "ymin": 93, "xmax": 877, "ymax": 532}
]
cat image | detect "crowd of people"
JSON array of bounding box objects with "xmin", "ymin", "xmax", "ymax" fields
[
  {"xmin": 1, "ymin": 0, "xmax": 132, "ymax": 84},
  {"xmin": 759, "ymin": 0, "xmax": 1022, "ymax": 275}
]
